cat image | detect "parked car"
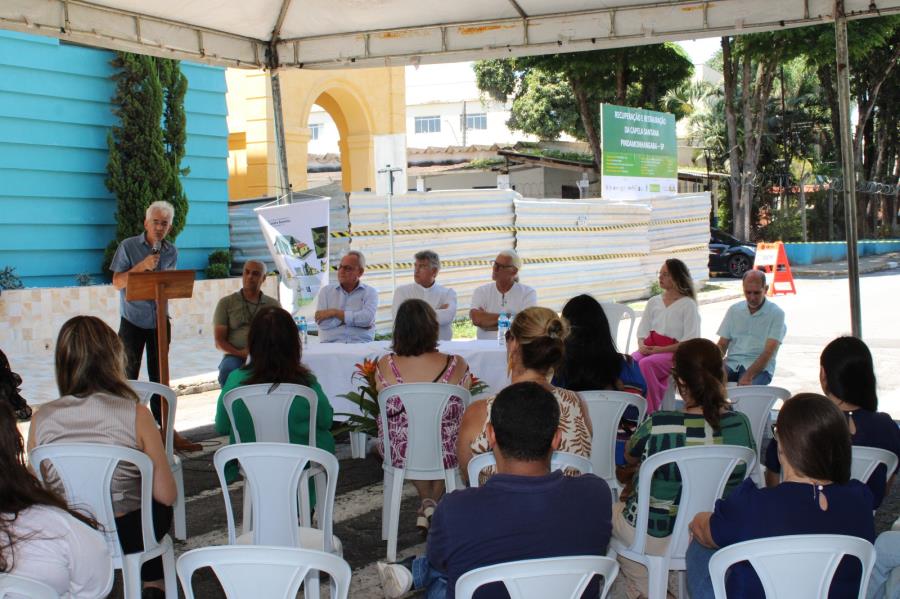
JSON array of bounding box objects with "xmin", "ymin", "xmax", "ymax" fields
[{"xmin": 709, "ymin": 228, "xmax": 756, "ymax": 278}]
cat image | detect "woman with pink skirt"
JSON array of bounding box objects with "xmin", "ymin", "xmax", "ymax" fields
[{"xmin": 632, "ymin": 258, "xmax": 701, "ymax": 413}]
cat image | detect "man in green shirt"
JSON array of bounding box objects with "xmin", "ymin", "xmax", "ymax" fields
[{"xmin": 212, "ymin": 260, "xmax": 279, "ymax": 385}]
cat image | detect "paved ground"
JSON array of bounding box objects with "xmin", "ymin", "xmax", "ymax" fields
[{"xmin": 11, "ymin": 253, "xmax": 900, "ymax": 597}]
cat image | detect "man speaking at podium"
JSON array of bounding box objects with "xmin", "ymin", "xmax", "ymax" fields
[{"xmin": 111, "ymin": 200, "xmax": 201, "ymax": 452}]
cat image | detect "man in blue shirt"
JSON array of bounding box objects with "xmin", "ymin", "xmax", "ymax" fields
[
  {"xmin": 315, "ymin": 250, "xmax": 378, "ymax": 343},
  {"xmin": 378, "ymin": 381, "xmax": 612, "ymax": 599},
  {"xmin": 110, "ymin": 200, "xmax": 200, "ymax": 452},
  {"xmin": 716, "ymin": 269, "xmax": 787, "ymax": 386}
]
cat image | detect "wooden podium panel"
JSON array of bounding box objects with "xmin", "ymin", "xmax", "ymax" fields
[{"xmin": 125, "ymin": 270, "xmax": 196, "ymax": 302}]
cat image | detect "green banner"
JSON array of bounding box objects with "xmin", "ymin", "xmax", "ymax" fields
[{"xmin": 601, "ymin": 104, "xmax": 677, "ymax": 197}]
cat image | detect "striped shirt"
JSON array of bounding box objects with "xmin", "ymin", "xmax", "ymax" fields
[{"xmin": 623, "ymin": 410, "xmax": 755, "ymax": 537}]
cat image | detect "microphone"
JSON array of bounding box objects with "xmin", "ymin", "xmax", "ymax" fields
[{"xmin": 151, "ymin": 241, "xmax": 162, "ymax": 270}]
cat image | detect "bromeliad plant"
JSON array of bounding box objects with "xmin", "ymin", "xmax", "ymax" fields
[
  {"xmin": 335, "ymin": 358, "xmax": 379, "ymax": 435},
  {"xmin": 469, "ymin": 374, "xmax": 489, "ymax": 398}
]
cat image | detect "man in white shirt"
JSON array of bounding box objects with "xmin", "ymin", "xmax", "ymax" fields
[
  {"xmin": 315, "ymin": 250, "xmax": 378, "ymax": 343},
  {"xmin": 470, "ymin": 249, "xmax": 537, "ymax": 340},
  {"xmin": 392, "ymin": 250, "xmax": 457, "ymax": 340}
]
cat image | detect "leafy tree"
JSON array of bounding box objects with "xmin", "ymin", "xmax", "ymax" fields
[
  {"xmin": 474, "ymin": 44, "xmax": 693, "ymax": 171},
  {"xmin": 103, "ymin": 52, "xmax": 190, "ymax": 273}
]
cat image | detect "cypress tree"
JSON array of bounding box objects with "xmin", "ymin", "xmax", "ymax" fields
[{"xmin": 103, "ymin": 52, "xmax": 190, "ymax": 273}]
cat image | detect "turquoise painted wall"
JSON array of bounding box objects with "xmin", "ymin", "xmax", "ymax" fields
[{"xmin": 0, "ymin": 31, "xmax": 229, "ymax": 287}]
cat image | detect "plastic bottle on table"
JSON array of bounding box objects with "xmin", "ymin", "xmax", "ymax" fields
[
  {"xmin": 298, "ymin": 316, "xmax": 309, "ymax": 347},
  {"xmin": 497, "ymin": 312, "xmax": 510, "ymax": 347}
]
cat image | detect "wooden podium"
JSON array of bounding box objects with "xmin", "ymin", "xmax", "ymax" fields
[{"xmin": 125, "ymin": 270, "xmax": 195, "ymax": 432}]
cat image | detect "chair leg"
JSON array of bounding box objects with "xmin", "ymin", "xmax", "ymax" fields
[
  {"xmin": 386, "ymin": 470, "xmax": 404, "ymax": 562},
  {"xmin": 305, "ymin": 569, "xmax": 321, "ymax": 599},
  {"xmin": 162, "ymin": 545, "xmax": 178, "ymax": 599},
  {"xmin": 445, "ymin": 468, "xmax": 458, "ymax": 493},
  {"xmin": 241, "ymin": 481, "xmax": 252, "ymax": 537},
  {"xmin": 121, "ymin": 555, "xmax": 143, "ymax": 599},
  {"xmin": 299, "ymin": 471, "xmax": 312, "ymax": 528},
  {"xmin": 173, "ymin": 467, "xmax": 186, "ymax": 540},
  {"xmin": 381, "ymin": 468, "xmax": 393, "ymax": 540},
  {"xmin": 645, "ymin": 555, "xmax": 670, "ymax": 599}
]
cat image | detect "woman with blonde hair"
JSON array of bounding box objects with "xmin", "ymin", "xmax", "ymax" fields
[
  {"xmin": 28, "ymin": 315, "xmax": 176, "ymax": 599},
  {"xmin": 457, "ymin": 306, "xmax": 592, "ymax": 483}
]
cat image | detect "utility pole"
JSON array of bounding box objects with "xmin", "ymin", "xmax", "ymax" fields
[{"xmin": 378, "ymin": 164, "xmax": 405, "ymax": 293}]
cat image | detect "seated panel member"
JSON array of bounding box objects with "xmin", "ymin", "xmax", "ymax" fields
[
  {"xmin": 315, "ymin": 250, "xmax": 378, "ymax": 343},
  {"xmin": 212, "ymin": 260, "xmax": 279, "ymax": 386},
  {"xmin": 392, "ymin": 250, "xmax": 457, "ymax": 341},
  {"xmin": 469, "ymin": 250, "xmax": 537, "ymax": 340}
]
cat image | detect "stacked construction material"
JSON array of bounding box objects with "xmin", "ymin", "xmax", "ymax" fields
[{"xmin": 645, "ymin": 192, "xmax": 711, "ymax": 286}]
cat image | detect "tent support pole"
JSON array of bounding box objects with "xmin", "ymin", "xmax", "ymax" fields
[
  {"xmin": 270, "ymin": 69, "xmax": 292, "ymax": 204},
  {"xmin": 834, "ymin": 0, "xmax": 862, "ymax": 338}
]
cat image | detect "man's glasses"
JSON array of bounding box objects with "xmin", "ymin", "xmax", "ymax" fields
[{"xmin": 492, "ymin": 261, "xmax": 515, "ymax": 270}]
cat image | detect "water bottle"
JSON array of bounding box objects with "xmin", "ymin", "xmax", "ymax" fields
[
  {"xmin": 298, "ymin": 316, "xmax": 309, "ymax": 347},
  {"xmin": 497, "ymin": 312, "xmax": 510, "ymax": 347}
]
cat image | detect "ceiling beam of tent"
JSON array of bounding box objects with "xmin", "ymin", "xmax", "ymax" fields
[
  {"xmin": 834, "ymin": 0, "xmax": 863, "ymax": 337},
  {"xmin": 3, "ymin": 0, "xmax": 900, "ymax": 69},
  {"xmin": 506, "ymin": 0, "xmax": 529, "ymax": 20},
  {"xmin": 268, "ymin": 0, "xmax": 295, "ymax": 203}
]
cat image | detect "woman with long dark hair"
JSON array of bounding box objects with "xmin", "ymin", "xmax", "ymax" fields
[
  {"xmin": 1, "ymin": 402, "xmax": 113, "ymax": 597},
  {"xmin": 631, "ymin": 258, "xmax": 700, "ymax": 413},
  {"xmin": 687, "ymin": 393, "xmax": 875, "ymax": 599},
  {"xmin": 28, "ymin": 315, "xmax": 175, "ymax": 598},
  {"xmin": 214, "ymin": 305, "xmax": 335, "ymax": 481},
  {"xmin": 614, "ymin": 338, "xmax": 754, "ymax": 599},
  {"xmin": 554, "ymin": 294, "xmax": 646, "ymax": 395},
  {"xmin": 764, "ymin": 336, "xmax": 900, "ymax": 507}
]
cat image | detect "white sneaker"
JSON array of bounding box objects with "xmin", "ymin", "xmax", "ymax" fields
[{"xmin": 377, "ymin": 561, "xmax": 413, "ymax": 598}]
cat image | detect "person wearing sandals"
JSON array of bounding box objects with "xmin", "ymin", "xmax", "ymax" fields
[{"xmin": 375, "ymin": 299, "xmax": 472, "ymax": 533}]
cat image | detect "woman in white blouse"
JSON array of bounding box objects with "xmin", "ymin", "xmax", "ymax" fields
[{"xmin": 632, "ymin": 258, "xmax": 701, "ymax": 412}]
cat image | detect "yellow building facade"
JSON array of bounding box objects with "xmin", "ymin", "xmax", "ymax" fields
[{"xmin": 226, "ymin": 66, "xmax": 406, "ymax": 199}]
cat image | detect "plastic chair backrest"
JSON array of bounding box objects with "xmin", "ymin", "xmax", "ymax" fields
[
  {"xmin": 600, "ymin": 302, "xmax": 636, "ymax": 354},
  {"xmin": 0, "ymin": 574, "xmax": 60, "ymax": 599},
  {"xmin": 222, "ymin": 383, "xmax": 318, "ymax": 445},
  {"xmin": 467, "ymin": 451, "xmax": 593, "ymax": 488},
  {"xmin": 579, "ymin": 391, "xmax": 647, "ymax": 482},
  {"xmin": 212, "ymin": 443, "xmax": 338, "ymax": 550},
  {"xmin": 708, "ymin": 534, "xmax": 875, "ymax": 599},
  {"xmin": 455, "ymin": 555, "xmax": 620, "ymax": 599},
  {"xmin": 727, "ymin": 385, "xmax": 790, "ymax": 456},
  {"xmin": 29, "ymin": 443, "xmax": 158, "ymax": 562},
  {"xmin": 851, "ymin": 445, "xmax": 900, "ymax": 484},
  {"xmin": 177, "ymin": 545, "xmax": 351, "ymax": 599},
  {"xmin": 129, "ymin": 380, "xmax": 177, "ymax": 459},
  {"xmin": 377, "ymin": 383, "xmax": 470, "ymax": 478},
  {"xmin": 627, "ymin": 445, "xmax": 756, "ymax": 560}
]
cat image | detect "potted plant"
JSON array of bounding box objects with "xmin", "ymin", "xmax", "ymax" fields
[{"xmin": 335, "ymin": 358, "xmax": 379, "ymax": 458}]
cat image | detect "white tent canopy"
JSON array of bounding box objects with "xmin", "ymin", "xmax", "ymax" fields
[{"xmin": 2, "ymin": 0, "xmax": 899, "ymax": 69}]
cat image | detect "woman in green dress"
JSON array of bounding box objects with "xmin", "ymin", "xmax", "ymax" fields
[{"xmin": 214, "ymin": 305, "xmax": 335, "ymax": 482}]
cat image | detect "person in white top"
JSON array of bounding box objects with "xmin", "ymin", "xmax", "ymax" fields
[
  {"xmin": 0, "ymin": 402, "xmax": 113, "ymax": 599},
  {"xmin": 469, "ymin": 249, "xmax": 538, "ymax": 340},
  {"xmin": 392, "ymin": 250, "xmax": 457, "ymax": 341},
  {"xmin": 632, "ymin": 258, "xmax": 701, "ymax": 413}
]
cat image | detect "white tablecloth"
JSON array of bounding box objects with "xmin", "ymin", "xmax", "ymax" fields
[{"xmin": 302, "ymin": 339, "xmax": 509, "ymax": 415}]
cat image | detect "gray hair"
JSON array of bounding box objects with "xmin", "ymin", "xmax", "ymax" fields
[
  {"xmin": 497, "ymin": 249, "xmax": 522, "ymax": 271},
  {"xmin": 345, "ymin": 249, "xmax": 366, "ymax": 269},
  {"xmin": 743, "ymin": 269, "xmax": 767, "ymax": 287},
  {"xmin": 414, "ymin": 250, "xmax": 441, "ymax": 271},
  {"xmin": 245, "ymin": 259, "xmax": 268, "ymax": 277},
  {"xmin": 146, "ymin": 201, "xmax": 175, "ymax": 222}
]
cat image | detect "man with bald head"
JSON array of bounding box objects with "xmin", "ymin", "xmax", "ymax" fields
[
  {"xmin": 213, "ymin": 259, "xmax": 279, "ymax": 385},
  {"xmin": 716, "ymin": 269, "xmax": 786, "ymax": 386}
]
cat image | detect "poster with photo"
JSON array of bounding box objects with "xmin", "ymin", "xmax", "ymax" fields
[{"xmin": 255, "ymin": 197, "xmax": 330, "ymax": 316}]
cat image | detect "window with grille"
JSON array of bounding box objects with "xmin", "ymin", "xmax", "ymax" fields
[
  {"xmin": 463, "ymin": 113, "xmax": 487, "ymax": 130},
  {"xmin": 309, "ymin": 123, "xmax": 322, "ymax": 140},
  {"xmin": 414, "ymin": 116, "xmax": 441, "ymax": 134}
]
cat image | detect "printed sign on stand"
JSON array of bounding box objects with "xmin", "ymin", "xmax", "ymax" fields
[
  {"xmin": 600, "ymin": 104, "xmax": 677, "ymax": 199},
  {"xmin": 753, "ymin": 241, "xmax": 796, "ymax": 296},
  {"xmin": 255, "ymin": 197, "xmax": 331, "ymax": 317}
]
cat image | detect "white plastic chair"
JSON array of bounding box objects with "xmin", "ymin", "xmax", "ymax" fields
[
  {"xmin": 601, "ymin": 302, "xmax": 636, "ymax": 354},
  {"xmin": 610, "ymin": 445, "xmax": 757, "ymax": 599},
  {"xmin": 467, "ymin": 451, "xmax": 594, "ymax": 488},
  {"xmin": 727, "ymin": 385, "xmax": 790, "ymax": 485},
  {"xmin": 222, "ymin": 383, "xmax": 321, "ymax": 532},
  {"xmin": 708, "ymin": 534, "xmax": 876, "ymax": 599},
  {"xmin": 129, "ymin": 380, "xmax": 186, "ymax": 540},
  {"xmin": 456, "ymin": 555, "xmax": 620, "ymax": 599},
  {"xmin": 212, "ymin": 442, "xmax": 341, "ymax": 553},
  {"xmin": 0, "ymin": 574, "xmax": 59, "ymax": 599},
  {"xmin": 30, "ymin": 443, "xmax": 177, "ymax": 599},
  {"xmin": 378, "ymin": 383, "xmax": 471, "ymax": 562},
  {"xmin": 177, "ymin": 545, "xmax": 352, "ymax": 599},
  {"xmin": 851, "ymin": 445, "xmax": 899, "ymax": 486},
  {"xmin": 579, "ymin": 390, "xmax": 647, "ymax": 500}
]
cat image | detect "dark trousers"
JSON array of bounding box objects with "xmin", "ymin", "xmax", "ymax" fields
[
  {"xmin": 119, "ymin": 317, "xmax": 170, "ymax": 423},
  {"xmin": 115, "ymin": 500, "xmax": 174, "ymax": 581}
]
